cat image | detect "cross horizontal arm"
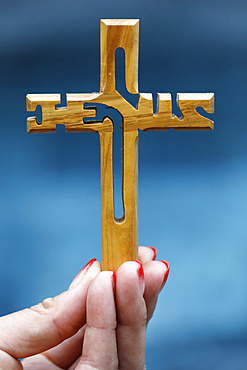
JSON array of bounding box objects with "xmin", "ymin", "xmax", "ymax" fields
[{"xmin": 27, "ymin": 92, "xmax": 214, "ymax": 134}]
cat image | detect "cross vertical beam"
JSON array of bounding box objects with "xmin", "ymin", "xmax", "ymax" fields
[
  {"xmin": 26, "ymin": 19, "xmax": 214, "ymax": 272},
  {"xmin": 99, "ymin": 20, "xmax": 140, "ymax": 271}
]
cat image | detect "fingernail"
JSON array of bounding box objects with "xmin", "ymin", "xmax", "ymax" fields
[
  {"xmin": 111, "ymin": 271, "xmax": 116, "ymax": 297},
  {"xmin": 149, "ymin": 246, "xmax": 157, "ymax": 260},
  {"xmin": 160, "ymin": 260, "xmax": 170, "ymax": 290},
  {"xmin": 69, "ymin": 258, "xmax": 97, "ymax": 289},
  {"xmin": 135, "ymin": 260, "xmax": 145, "ymax": 295}
]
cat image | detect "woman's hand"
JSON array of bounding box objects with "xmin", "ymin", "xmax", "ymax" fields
[{"xmin": 0, "ymin": 246, "xmax": 169, "ymax": 369}]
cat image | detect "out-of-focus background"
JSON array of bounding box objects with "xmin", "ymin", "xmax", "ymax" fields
[{"xmin": 1, "ymin": 0, "xmax": 247, "ymax": 368}]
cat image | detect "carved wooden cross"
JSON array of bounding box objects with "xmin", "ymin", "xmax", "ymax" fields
[{"xmin": 26, "ymin": 19, "xmax": 214, "ymax": 272}]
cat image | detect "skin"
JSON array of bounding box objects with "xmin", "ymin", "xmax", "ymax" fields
[{"xmin": 0, "ymin": 247, "xmax": 169, "ymax": 370}]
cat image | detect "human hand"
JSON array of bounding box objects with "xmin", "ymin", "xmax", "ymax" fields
[{"xmin": 0, "ymin": 246, "xmax": 169, "ymax": 369}]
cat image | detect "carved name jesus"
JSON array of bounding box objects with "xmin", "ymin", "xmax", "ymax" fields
[{"xmin": 26, "ymin": 19, "xmax": 214, "ymax": 272}]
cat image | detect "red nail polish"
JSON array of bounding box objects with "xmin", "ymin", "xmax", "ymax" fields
[
  {"xmin": 135, "ymin": 260, "xmax": 144, "ymax": 280},
  {"xmin": 69, "ymin": 258, "xmax": 97, "ymax": 289},
  {"xmin": 160, "ymin": 260, "xmax": 170, "ymax": 289},
  {"xmin": 149, "ymin": 246, "xmax": 157, "ymax": 260},
  {"xmin": 135, "ymin": 260, "xmax": 145, "ymax": 294},
  {"xmin": 74, "ymin": 258, "xmax": 97, "ymax": 280},
  {"xmin": 111, "ymin": 271, "xmax": 116, "ymax": 297}
]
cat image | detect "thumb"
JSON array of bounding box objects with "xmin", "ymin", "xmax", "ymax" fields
[{"xmin": 0, "ymin": 259, "xmax": 100, "ymax": 361}]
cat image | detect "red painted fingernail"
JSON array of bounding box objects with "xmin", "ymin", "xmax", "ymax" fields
[
  {"xmin": 70, "ymin": 258, "xmax": 97, "ymax": 288},
  {"xmin": 135, "ymin": 260, "xmax": 144, "ymax": 281},
  {"xmin": 135, "ymin": 260, "xmax": 145, "ymax": 294},
  {"xmin": 111, "ymin": 271, "xmax": 116, "ymax": 297},
  {"xmin": 75, "ymin": 258, "xmax": 97, "ymax": 279},
  {"xmin": 160, "ymin": 260, "xmax": 170, "ymax": 290},
  {"xmin": 149, "ymin": 246, "xmax": 157, "ymax": 260}
]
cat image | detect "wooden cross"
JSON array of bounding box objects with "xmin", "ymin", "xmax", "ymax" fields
[{"xmin": 26, "ymin": 19, "xmax": 214, "ymax": 272}]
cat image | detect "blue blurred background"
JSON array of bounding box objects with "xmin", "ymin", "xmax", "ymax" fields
[{"xmin": 0, "ymin": 0, "xmax": 247, "ymax": 368}]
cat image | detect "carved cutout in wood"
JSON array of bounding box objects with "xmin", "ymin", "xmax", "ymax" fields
[{"xmin": 27, "ymin": 19, "xmax": 214, "ymax": 272}]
